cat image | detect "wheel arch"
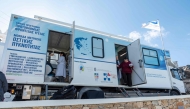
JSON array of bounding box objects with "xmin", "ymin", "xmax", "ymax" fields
[
  {"xmin": 170, "ymin": 86, "xmax": 181, "ymax": 95},
  {"xmin": 77, "ymin": 87, "xmax": 102, "ymax": 99}
]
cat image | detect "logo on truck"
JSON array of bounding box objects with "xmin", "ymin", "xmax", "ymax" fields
[
  {"xmin": 94, "ymin": 73, "xmax": 99, "ymax": 81},
  {"xmin": 80, "ymin": 65, "xmax": 84, "ymax": 71},
  {"xmin": 103, "ymin": 73, "xmax": 111, "ymax": 81}
]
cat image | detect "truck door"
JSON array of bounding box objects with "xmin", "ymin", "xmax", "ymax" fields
[
  {"xmin": 127, "ymin": 39, "xmax": 147, "ymax": 86},
  {"xmin": 69, "ymin": 21, "xmax": 75, "ymax": 83}
]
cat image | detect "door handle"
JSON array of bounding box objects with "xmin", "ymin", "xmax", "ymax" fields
[
  {"xmin": 173, "ymin": 82, "xmax": 176, "ymax": 84},
  {"xmin": 138, "ymin": 59, "xmax": 143, "ymax": 68}
]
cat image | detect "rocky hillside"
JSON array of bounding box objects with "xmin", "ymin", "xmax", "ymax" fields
[{"xmin": 179, "ymin": 65, "xmax": 190, "ymax": 80}]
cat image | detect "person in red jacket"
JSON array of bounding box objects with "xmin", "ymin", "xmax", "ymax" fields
[{"xmin": 117, "ymin": 57, "xmax": 133, "ymax": 87}]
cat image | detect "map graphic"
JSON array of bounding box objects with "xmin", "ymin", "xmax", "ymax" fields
[{"xmin": 74, "ymin": 37, "xmax": 90, "ymax": 55}]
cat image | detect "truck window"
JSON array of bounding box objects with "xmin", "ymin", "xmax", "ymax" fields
[
  {"xmin": 142, "ymin": 48, "xmax": 159, "ymax": 66},
  {"xmin": 92, "ymin": 37, "xmax": 104, "ymax": 58},
  {"xmin": 171, "ymin": 70, "xmax": 181, "ymax": 80}
]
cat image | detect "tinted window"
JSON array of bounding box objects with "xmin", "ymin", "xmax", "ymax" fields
[
  {"xmin": 93, "ymin": 48, "xmax": 103, "ymax": 57},
  {"xmin": 143, "ymin": 49, "xmax": 159, "ymax": 66},
  {"xmin": 143, "ymin": 49, "xmax": 149, "ymax": 55},
  {"xmin": 150, "ymin": 50, "xmax": 157, "ymax": 57},
  {"xmin": 92, "ymin": 37, "xmax": 104, "ymax": 58},
  {"xmin": 171, "ymin": 70, "xmax": 181, "ymax": 80},
  {"xmin": 144, "ymin": 56, "xmax": 159, "ymax": 65}
]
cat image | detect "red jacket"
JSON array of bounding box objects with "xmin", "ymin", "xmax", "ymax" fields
[{"xmin": 119, "ymin": 61, "xmax": 133, "ymax": 73}]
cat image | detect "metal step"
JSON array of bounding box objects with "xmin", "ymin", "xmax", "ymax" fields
[{"xmin": 117, "ymin": 87, "xmax": 144, "ymax": 98}]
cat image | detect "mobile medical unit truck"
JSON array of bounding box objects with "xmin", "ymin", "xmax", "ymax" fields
[{"xmin": 0, "ymin": 14, "xmax": 186, "ymax": 100}]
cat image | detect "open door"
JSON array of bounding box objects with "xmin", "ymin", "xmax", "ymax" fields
[
  {"xmin": 69, "ymin": 21, "xmax": 75, "ymax": 83},
  {"xmin": 127, "ymin": 39, "xmax": 147, "ymax": 86}
]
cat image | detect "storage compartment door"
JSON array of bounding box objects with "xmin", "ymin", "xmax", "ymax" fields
[
  {"xmin": 127, "ymin": 39, "xmax": 147, "ymax": 86},
  {"xmin": 22, "ymin": 85, "xmax": 32, "ymax": 99}
]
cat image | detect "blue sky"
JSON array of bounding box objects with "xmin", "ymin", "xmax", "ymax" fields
[{"xmin": 0, "ymin": 0, "xmax": 189, "ymax": 66}]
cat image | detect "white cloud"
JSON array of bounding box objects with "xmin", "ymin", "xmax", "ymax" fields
[
  {"xmin": 0, "ymin": 30, "xmax": 7, "ymax": 43},
  {"xmin": 150, "ymin": 43, "xmax": 159, "ymax": 47},
  {"xmin": 128, "ymin": 31, "xmax": 142, "ymax": 40},
  {"xmin": 142, "ymin": 23, "xmax": 146, "ymax": 27},
  {"xmin": 126, "ymin": 26, "xmax": 169, "ymax": 48},
  {"xmin": 143, "ymin": 30, "xmax": 160, "ymax": 42},
  {"xmin": 143, "ymin": 27, "xmax": 168, "ymax": 43}
]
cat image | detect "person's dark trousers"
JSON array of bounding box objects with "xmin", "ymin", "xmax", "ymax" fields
[
  {"xmin": 122, "ymin": 73, "xmax": 132, "ymax": 86},
  {"xmin": 58, "ymin": 76, "xmax": 65, "ymax": 82}
]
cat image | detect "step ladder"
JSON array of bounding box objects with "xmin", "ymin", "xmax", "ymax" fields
[
  {"xmin": 118, "ymin": 87, "xmax": 130, "ymax": 97},
  {"xmin": 118, "ymin": 87, "xmax": 143, "ymax": 97},
  {"xmin": 133, "ymin": 88, "xmax": 143, "ymax": 97}
]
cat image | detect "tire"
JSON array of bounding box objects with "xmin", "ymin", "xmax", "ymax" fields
[
  {"xmin": 78, "ymin": 87, "xmax": 102, "ymax": 99},
  {"xmin": 170, "ymin": 90, "xmax": 180, "ymax": 96}
]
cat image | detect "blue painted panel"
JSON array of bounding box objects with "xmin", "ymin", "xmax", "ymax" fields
[{"xmin": 142, "ymin": 45, "xmax": 167, "ymax": 70}]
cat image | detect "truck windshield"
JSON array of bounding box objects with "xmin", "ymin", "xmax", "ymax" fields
[{"xmin": 171, "ymin": 70, "xmax": 181, "ymax": 80}]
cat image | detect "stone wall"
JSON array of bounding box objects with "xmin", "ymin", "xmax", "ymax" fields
[{"xmin": 7, "ymin": 98, "xmax": 190, "ymax": 109}]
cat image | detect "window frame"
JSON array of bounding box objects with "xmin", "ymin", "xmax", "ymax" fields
[
  {"xmin": 91, "ymin": 36, "xmax": 104, "ymax": 58},
  {"xmin": 142, "ymin": 48, "xmax": 160, "ymax": 66}
]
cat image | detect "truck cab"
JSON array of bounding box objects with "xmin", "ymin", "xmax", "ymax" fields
[{"xmin": 167, "ymin": 59, "xmax": 186, "ymax": 95}]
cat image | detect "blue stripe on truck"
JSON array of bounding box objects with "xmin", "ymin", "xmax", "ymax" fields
[
  {"xmin": 74, "ymin": 57, "xmax": 116, "ymax": 64},
  {"xmin": 7, "ymin": 48, "xmax": 46, "ymax": 55}
]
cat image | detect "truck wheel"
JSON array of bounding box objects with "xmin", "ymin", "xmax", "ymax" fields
[
  {"xmin": 78, "ymin": 87, "xmax": 102, "ymax": 99},
  {"xmin": 170, "ymin": 90, "xmax": 179, "ymax": 96}
]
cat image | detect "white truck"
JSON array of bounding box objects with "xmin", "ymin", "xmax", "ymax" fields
[{"xmin": 0, "ymin": 14, "xmax": 186, "ymax": 100}]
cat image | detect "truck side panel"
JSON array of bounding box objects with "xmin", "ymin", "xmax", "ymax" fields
[
  {"xmin": 138, "ymin": 45, "xmax": 172, "ymax": 89},
  {"xmin": 1, "ymin": 14, "xmax": 174, "ymax": 90},
  {"xmin": 1, "ymin": 15, "xmax": 49, "ymax": 83},
  {"xmin": 72, "ymin": 30, "xmax": 131, "ymax": 86}
]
